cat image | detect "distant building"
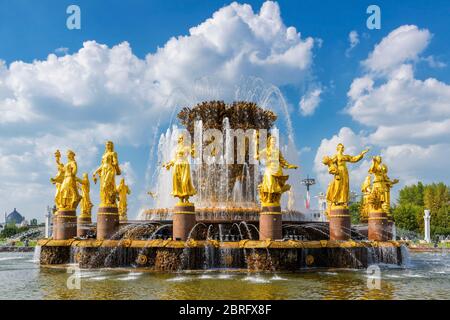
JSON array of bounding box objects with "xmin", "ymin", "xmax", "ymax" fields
[{"xmin": 5, "ymin": 208, "xmax": 25, "ymax": 225}]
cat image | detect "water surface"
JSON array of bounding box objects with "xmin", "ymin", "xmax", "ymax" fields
[{"xmin": 0, "ymin": 251, "xmax": 448, "ymax": 299}]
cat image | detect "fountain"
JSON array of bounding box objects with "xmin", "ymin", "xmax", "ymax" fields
[{"xmin": 38, "ymin": 101, "xmax": 406, "ymax": 271}]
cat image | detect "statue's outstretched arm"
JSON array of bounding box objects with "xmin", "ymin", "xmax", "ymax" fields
[
  {"xmin": 280, "ymin": 152, "xmax": 298, "ymax": 169},
  {"xmin": 348, "ymin": 149, "xmax": 369, "ymax": 163}
]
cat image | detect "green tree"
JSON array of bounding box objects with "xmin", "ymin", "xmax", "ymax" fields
[
  {"xmin": 392, "ymin": 203, "xmax": 422, "ymax": 234},
  {"xmin": 424, "ymin": 183, "xmax": 450, "ymax": 236},
  {"xmin": 349, "ymin": 202, "xmax": 361, "ymax": 224},
  {"xmin": 398, "ymin": 182, "xmax": 424, "ymax": 206},
  {"xmin": 392, "ymin": 182, "xmax": 450, "ymax": 237}
]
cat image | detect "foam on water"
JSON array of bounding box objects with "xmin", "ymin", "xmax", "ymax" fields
[
  {"xmin": 167, "ymin": 275, "xmax": 190, "ymax": 282},
  {"xmin": 88, "ymin": 276, "xmax": 110, "ymax": 281},
  {"xmin": 271, "ymin": 275, "xmax": 287, "ymax": 280},
  {"xmin": 319, "ymin": 272, "xmax": 338, "ymax": 276},
  {"xmin": 116, "ymin": 275, "xmax": 140, "ymax": 281},
  {"xmin": 243, "ymin": 275, "xmax": 270, "ymax": 284},
  {"xmin": 0, "ymin": 257, "xmax": 24, "ymax": 261}
]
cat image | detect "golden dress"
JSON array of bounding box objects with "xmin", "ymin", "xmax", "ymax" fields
[
  {"xmin": 170, "ymin": 145, "xmax": 196, "ymax": 200},
  {"xmin": 258, "ymin": 147, "xmax": 295, "ymax": 205},
  {"xmin": 329, "ymin": 153, "xmax": 365, "ymax": 205},
  {"xmin": 97, "ymin": 150, "xmax": 121, "ymax": 207},
  {"xmin": 58, "ymin": 160, "xmax": 81, "ymax": 210}
]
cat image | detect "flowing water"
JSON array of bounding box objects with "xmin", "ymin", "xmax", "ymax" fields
[{"xmin": 1, "ymin": 251, "xmax": 449, "ymax": 300}]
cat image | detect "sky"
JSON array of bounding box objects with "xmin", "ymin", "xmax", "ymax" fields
[{"xmin": 0, "ymin": 0, "xmax": 449, "ymax": 221}]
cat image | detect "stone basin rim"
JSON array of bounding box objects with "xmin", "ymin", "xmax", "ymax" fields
[{"xmin": 37, "ymin": 239, "xmax": 406, "ymax": 249}]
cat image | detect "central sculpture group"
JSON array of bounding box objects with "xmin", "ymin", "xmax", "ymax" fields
[{"xmin": 49, "ymin": 102, "xmax": 398, "ymax": 243}]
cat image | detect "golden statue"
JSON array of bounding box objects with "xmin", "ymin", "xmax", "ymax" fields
[
  {"xmin": 117, "ymin": 178, "xmax": 131, "ymax": 220},
  {"xmin": 93, "ymin": 141, "xmax": 121, "ymax": 207},
  {"xmin": 360, "ymin": 175, "xmax": 372, "ymax": 221},
  {"xmin": 50, "ymin": 150, "xmax": 64, "ymax": 210},
  {"xmin": 77, "ymin": 173, "xmax": 93, "ymax": 218},
  {"xmin": 361, "ymin": 156, "xmax": 399, "ymax": 218},
  {"xmin": 50, "ymin": 150, "xmax": 81, "ymax": 211},
  {"xmin": 322, "ymin": 155, "xmax": 341, "ymax": 216},
  {"xmin": 380, "ymin": 163, "xmax": 399, "ymax": 213},
  {"xmin": 256, "ymin": 135, "xmax": 298, "ymax": 206},
  {"xmin": 163, "ymin": 134, "xmax": 196, "ymax": 204},
  {"xmin": 323, "ymin": 143, "xmax": 369, "ymax": 208}
]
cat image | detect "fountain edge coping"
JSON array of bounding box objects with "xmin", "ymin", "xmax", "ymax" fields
[{"xmin": 37, "ymin": 239, "xmax": 406, "ymax": 249}]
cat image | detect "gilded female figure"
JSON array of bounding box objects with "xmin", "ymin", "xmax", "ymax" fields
[
  {"xmin": 325, "ymin": 143, "xmax": 369, "ymax": 207},
  {"xmin": 51, "ymin": 150, "xmax": 81, "ymax": 210},
  {"xmin": 256, "ymin": 136, "xmax": 298, "ymax": 206},
  {"xmin": 116, "ymin": 178, "xmax": 131, "ymax": 220},
  {"xmin": 322, "ymin": 155, "xmax": 340, "ymax": 215},
  {"xmin": 77, "ymin": 173, "xmax": 93, "ymax": 217},
  {"xmin": 93, "ymin": 141, "xmax": 121, "ymax": 207},
  {"xmin": 163, "ymin": 134, "xmax": 196, "ymax": 204}
]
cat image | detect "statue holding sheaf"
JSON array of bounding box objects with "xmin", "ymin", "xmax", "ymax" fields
[
  {"xmin": 360, "ymin": 156, "xmax": 399, "ymax": 219},
  {"xmin": 50, "ymin": 149, "xmax": 81, "ymax": 211}
]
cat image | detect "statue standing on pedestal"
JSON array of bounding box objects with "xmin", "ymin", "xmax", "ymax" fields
[
  {"xmin": 163, "ymin": 134, "xmax": 196, "ymax": 204},
  {"xmin": 93, "ymin": 141, "xmax": 121, "ymax": 207},
  {"xmin": 361, "ymin": 156, "xmax": 399, "ymax": 214},
  {"xmin": 323, "ymin": 143, "xmax": 369, "ymax": 207},
  {"xmin": 117, "ymin": 178, "xmax": 131, "ymax": 220},
  {"xmin": 77, "ymin": 173, "xmax": 93, "ymax": 218},
  {"xmin": 50, "ymin": 150, "xmax": 81, "ymax": 211},
  {"xmin": 256, "ymin": 136, "xmax": 298, "ymax": 206},
  {"xmin": 322, "ymin": 155, "xmax": 340, "ymax": 216}
]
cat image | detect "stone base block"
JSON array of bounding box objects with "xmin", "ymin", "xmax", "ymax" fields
[
  {"xmin": 173, "ymin": 204, "xmax": 196, "ymax": 241},
  {"xmin": 77, "ymin": 216, "xmax": 92, "ymax": 238},
  {"xmin": 329, "ymin": 207, "xmax": 351, "ymax": 241},
  {"xmin": 97, "ymin": 207, "xmax": 119, "ymax": 240},
  {"xmin": 368, "ymin": 211, "xmax": 388, "ymax": 241},
  {"xmin": 259, "ymin": 205, "xmax": 282, "ymax": 240},
  {"xmin": 54, "ymin": 210, "xmax": 77, "ymax": 240}
]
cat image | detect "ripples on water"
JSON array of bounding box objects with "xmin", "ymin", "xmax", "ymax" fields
[{"xmin": 0, "ymin": 251, "xmax": 449, "ymax": 300}]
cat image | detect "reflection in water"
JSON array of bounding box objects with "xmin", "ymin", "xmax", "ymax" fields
[{"xmin": 0, "ymin": 252, "xmax": 449, "ymax": 300}]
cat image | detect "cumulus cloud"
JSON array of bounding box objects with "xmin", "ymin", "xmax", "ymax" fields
[
  {"xmin": 0, "ymin": 1, "xmax": 317, "ymax": 218},
  {"xmin": 299, "ymin": 88, "xmax": 322, "ymax": 116},
  {"xmin": 363, "ymin": 25, "xmax": 431, "ymax": 74},
  {"xmin": 315, "ymin": 24, "xmax": 450, "ymax": 198}
]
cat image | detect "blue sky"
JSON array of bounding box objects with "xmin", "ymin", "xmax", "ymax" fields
[{"xmin": 0, "ymin": 0, "xmax": 449, "ymax": 220}]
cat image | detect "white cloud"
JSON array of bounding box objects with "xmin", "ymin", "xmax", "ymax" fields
[
  {"xmin": 345, "ymin": 30, "xmax": 359, "ymax": 56},
  {"xmin": 54, "ymin": 47, "xmax": 69, "ymax": 55},
  {"xmin": 421, "ymin": 55, "xmax": 447, "ymax": 68},
  {"xmin": 119, "ymin": 162, "xmax": 136, "ymax": 186},
  {"xmin": 0, "ymin": 1, "xmax": 318, "ymax": 219},
  {"xmin": 347, "ymin": 64, "xmax": 450, "ymax": 127},
  {"xmin": 363, "ymin": 25, "xmax": 431, "ymax": 74},
  {"xmin": 299, "ymin": 88, "xmax": 322, "ymax": 116},
  {"xmin": 315, "ymin": 25, "xmax": 450, "ymax": 199}
]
